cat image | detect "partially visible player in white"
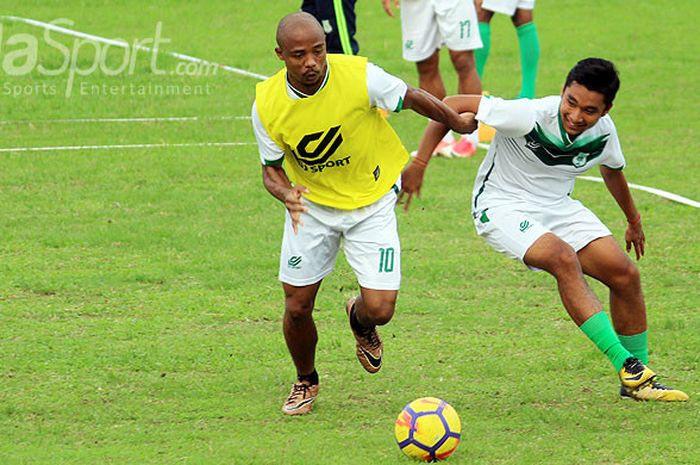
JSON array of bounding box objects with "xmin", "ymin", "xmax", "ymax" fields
[
  {"xmin": 382, "ymin": 0, "xmax": 482, "ymax": 157},
  {"xmin": 474, "ymin": 0, "xmax": 539, "ymax": 99},
  {"xmin": 401, "ymin": 58, "xmax": 688, "ymax": 402}
]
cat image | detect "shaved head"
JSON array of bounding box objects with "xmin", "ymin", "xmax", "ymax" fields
[
  {"xmin": 276, "ymin": 12, "xmax": 325, "ymax": 50},
  {"xmin": 274, "ymin": 12, "xmax": 328, "ymax": 95}
]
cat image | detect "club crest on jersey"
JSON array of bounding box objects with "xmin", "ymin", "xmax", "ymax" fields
[
  {"xmin": 572, "ymin": 153, "xmax": 588, "ymax": 167},
  {"xmin": 291, "ymin": 125, "xmax": 351, "ymax": 173}
]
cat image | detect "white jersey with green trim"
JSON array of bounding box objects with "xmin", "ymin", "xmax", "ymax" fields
[{"xmin": 472, "ymin": 95, "xmax": 625, "ymax": 212}]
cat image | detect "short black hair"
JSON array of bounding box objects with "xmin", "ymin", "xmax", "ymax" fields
[{"xmin": 564, "ymin": 58, "xmax": 620, "ymax": 105}]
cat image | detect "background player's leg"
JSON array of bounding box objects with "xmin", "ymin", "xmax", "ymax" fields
[
  {"xmin": 475, "ymin": 7, "xmax": 494, "ymax": 78},
  {"xmin": 301, "ymin": 0, "xmax": 357, "ymax": 54},
  {"xmin": 577, "ymin": 236, "xmax": 648, "ymax": 363},
  {"xmin": 335, "ymin": 0, "xmax": 359, "ymax": 54},
  {"xmin": 448, "ymin": 49, "xmax": 481, "ymax": 155},
  {"xmin": 512, "ymin": 8, "xmax": 539, "ymax": 98},
  {"xmin": 448, "ymin": 49, "xmax": 481, "ymax": 95},
  {"xmin": 416, "ymin": 49, "xmax": 447, "ymax": 99}
]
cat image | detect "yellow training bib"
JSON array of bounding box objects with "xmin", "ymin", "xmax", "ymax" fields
[{"xmin": 256, "ymin": 54, "xmax": 408, "ymax": 210}]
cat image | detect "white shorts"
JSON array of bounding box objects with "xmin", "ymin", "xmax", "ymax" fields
[
  {"xmin": 481, "ymin": 0, "xmax": 535, "ymax": 16},
  {"xmin": 400, "ymin": 0, "xmax": 482, "ymax": 62},
  {"xmin": 279, "ymin": 188, "xmax": 401, "ymax": 290},
  {"xmin": 473, "ymin": 197, "xmax": 611, "ymax": 270}
]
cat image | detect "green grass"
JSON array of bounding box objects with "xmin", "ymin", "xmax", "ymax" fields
[{"xmin": 1, "ymin": 1, "xmax": 699, "ymax": 464}]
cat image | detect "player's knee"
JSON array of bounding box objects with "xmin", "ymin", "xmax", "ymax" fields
[
  {"xmin": 450, "ymin": 51, "xmax": 476, "ymax": 75},
  {"xmin": 284, "ymin": 297, "xmax": 314, "ymax": 322},
  {"xmin": 369, "ymin": 306, "xmax": 395, "ymax": 326},
  {"xmin": 549, "ymin": 246, "xmax": 580, "ymax": 276},
  {"xmin": 363, "ymin": 295, "xmax": 397, "ymax": 326},
  {"xmin": 610, "ymin": 260, "xmax": 641, "ymax": 291}
]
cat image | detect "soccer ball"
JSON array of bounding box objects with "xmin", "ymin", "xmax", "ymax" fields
[{"xmin": 394, "ymin": 397, "xmax": 461, "ymax": 462}]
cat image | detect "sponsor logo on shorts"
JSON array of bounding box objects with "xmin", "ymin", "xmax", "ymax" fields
[
  {"xmin": 404, "ymin": 40, "xmax": 414, "ymax": 50},
  {"xmin": 288, "ymin": 256, "xmax": 302, "ymax": 269},
  {"xmin": 519, "ymin": 220, "xmax": 532, "ymax": 233}
]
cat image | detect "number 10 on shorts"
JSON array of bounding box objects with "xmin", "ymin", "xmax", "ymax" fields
[{"xmin": 379, "ymin": 247, "xmax": 395, "ymax": 273}]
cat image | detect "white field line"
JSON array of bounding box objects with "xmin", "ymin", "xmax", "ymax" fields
[
  {"xmin": 0, "ymin": 15, "xmax": 270, "ymax": 81},
  {"xmin": 577, "ymin": 176, "xmax": 700, "ymax": 209},
  {"xmin": 0, "ymin": 115, "xmax": 251, "ymax": 124},
  {"xmin": 0, "ymin": 142, "xmax": 255, "ymax": 153}
]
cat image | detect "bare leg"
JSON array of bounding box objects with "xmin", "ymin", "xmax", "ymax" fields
[
  {"xmin": 282, "ymin": 281, "xmax": 322, "ymax": 376},
  {"xmin": 577, "ymin": 236, "xmax": 646, "ymax": 335},
  {"xmin": 353, "ymin": 288, "xmax": 398, "ymax": 327},
  {"xmin": 415, "ymin": 49, "xmax": 446, "ymax": 99},
  {"xmin": 476, "ymin": 3, "xmax": 495, "ymax": 23},
  {"xmin": 511, "ymin": 8, "xmax": 533, "ymax": 27},
  {"xmin": 523, "ymin": 233, "xmax": 602, "ymax": 326},
  {"xmin": 448, "ymin": 49, "xmax": 482, "ymax": 95}
]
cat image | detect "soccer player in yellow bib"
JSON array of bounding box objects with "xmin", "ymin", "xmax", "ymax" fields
[
  {"xmin": 401, "ymin": 58, "xmax": 688, "ymax": 402},
  {"xmin": 252, "ymin": 12, "xmax": 476, "ymax": 415}
]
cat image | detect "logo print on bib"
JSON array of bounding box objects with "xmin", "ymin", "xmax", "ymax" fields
[
  {"xmin": 291, "ymin": 125, "xmax": 351, "ymax": 173},
  {"xmin": 293, "ymin": 125, "xmax": 343, "ymax": 166}
]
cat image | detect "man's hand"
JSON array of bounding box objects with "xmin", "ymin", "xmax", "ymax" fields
[
  {"xmin": 625, "ymin": 218, "xmax": 645, "ymax": 260},
  {"xmin": 284, "ymin": 185, "xmax": 310, "ymax": 234},
  {"xmin": 382, "ymin": 0, "xmax": 399, "ymax": 17},
  {"xmin": 454, "ymin": 111, "xmax": 478, "ymax": 135},
  {"xmin": 398, "ymin": 161, "xmax": 426, "ymax": 212}
]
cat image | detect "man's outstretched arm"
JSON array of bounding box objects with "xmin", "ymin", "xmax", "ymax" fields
[
  {"xmin": 402, "ymin": 88, "xmax": 480, "ymax": 135},
  {"xmin": 600, "ymin": 166, "xmax": 645, "ymax": 260},
  {"xmin": 399, "ymin": 94, "xmax": 482, "ymax": 211}
]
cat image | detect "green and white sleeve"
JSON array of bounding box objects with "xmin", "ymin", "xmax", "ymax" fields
[{"xmin": 251, "ymin": 101, "xmax": 284, "ymax": 166}]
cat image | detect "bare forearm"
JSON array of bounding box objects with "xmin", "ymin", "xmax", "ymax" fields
[
  {"xmin": 413, "ymin": 121, "xmax": 449, "ymax": 164},
  {"xmin": 262, "ymin": 165, "xmax": 293, "ymax": 204},
  {"xmin": 442, "ymin": 94, "xmax": 482, "ymax": 114},
  {"xmin": 404, "ymin": 88, "xmax": 477, "ymax": 133},
  {"xmin": 405, "ymin": 87, "xmax": 457, "ymax": 124},
  {"xmin": 410, "ymin": 94, "xmax": 482, "ymax": 164},
  {"xmin": 601, "ymin": 167, "xmax": 639, "ymax": 221}
]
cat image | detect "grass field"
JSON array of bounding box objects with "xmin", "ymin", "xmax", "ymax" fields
[{"xmin": 1, "ymin": 1, "xmax": 699, "ymax": 464}]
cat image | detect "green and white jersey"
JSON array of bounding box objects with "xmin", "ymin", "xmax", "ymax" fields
[{"xmin": 472, "ymin": 95, "xmax": 624, "ymax": 212}]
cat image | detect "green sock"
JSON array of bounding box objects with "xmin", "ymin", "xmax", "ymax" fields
[
  {"xmin": 475, "ymin": 22, "xmax": 491, "ymax": 79},
  {"xmin": 516, "ymin": 22, "xmax": 540, "ymax": 98},
  {"xmin": 579, "ymin": 312, "xmax": 632, "ymax": 372},
  {"xmin": 618, "ymin": 331, "xmax": 648, "ymax": 365}
]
